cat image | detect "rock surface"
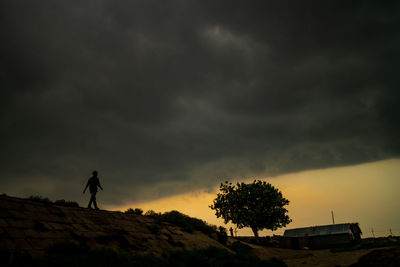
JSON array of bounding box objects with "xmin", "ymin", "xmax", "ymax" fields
[{"xmin": 0, "ymin": 195, "xmax": 226, "ymax": 257}]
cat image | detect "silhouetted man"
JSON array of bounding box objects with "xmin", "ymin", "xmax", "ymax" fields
[{"xmin": 83, "ymin": 171, "xmax": 103, "ymax": 209}]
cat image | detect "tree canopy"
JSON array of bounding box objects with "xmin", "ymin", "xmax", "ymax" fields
[{"xmin": 210, "ymin": 180, "xmax": 291, "ymax": 237}]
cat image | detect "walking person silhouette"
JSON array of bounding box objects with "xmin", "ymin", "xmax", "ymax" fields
[{"xmin": 83, "ymin": 171, "xmax": 103, "ymax": 209}]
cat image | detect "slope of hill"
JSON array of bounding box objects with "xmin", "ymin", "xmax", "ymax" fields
[
  {"xmin": 0, "ymin": 195, "xmax": 227, "ymax": 257},
  {"xmin": 2, "ymin": 194, "xmax": 397, "ymax": 267}
]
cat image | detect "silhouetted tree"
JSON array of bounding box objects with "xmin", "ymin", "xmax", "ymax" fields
[{"xmin": 210, "ymin": 180, "xmax": 291, "ymax": 238}]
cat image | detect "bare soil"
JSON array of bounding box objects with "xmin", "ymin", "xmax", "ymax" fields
[{"xmin": 240, "ymin": 241, "xmax": 398, "ymax": 267}]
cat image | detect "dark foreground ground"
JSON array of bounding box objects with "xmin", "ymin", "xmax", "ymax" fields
[
  {"xmin": 1, "ymin": 195, "xmax": 399, "ymax": 266},
  {"xmin": 1, "ymin": 242, "xmax": 287, "ymax": 267},
  {"xmin": 349, "ymin": 247, "xmax": 400, "ymax": 267},
  {"xmin": 2, "ymin": 242, "xmax": 399, "ymax": 267},
  {"xmin": 244, "ymin": 236, "xmax": 400, "ymax": 267}
]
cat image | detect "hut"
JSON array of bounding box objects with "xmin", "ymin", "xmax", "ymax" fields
[{"xmin": 280, "ymin": 223, "xmax": 362, "ymax": 249}]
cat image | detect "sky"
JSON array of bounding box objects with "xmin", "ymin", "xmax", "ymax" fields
[
  {"xmin": 115, "ymin": 159, "xmax": 400, "ymax": 237},
  {"xmin": 1, "ymin": 1, "xmax": 399, "ymax": 235}
]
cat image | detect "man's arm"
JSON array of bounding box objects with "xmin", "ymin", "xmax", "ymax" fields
[
  {"xmin": 98, "ymin": 179, "xmax": 103, "ymax": 191},
  {"xmin": 83, "ymin": 182, "xmax": 89, "ymax": 194}
]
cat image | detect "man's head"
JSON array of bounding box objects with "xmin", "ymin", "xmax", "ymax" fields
[{"xmin": 92, "ymin": 171, "xmax": 98, "ymax": 177}]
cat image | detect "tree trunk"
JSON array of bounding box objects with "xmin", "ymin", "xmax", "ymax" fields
[{"xmin": 251, "ymin": 226, "xmax": 259, "ymax": 238}]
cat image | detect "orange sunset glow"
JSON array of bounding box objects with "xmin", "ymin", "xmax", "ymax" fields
[{"xmin": 109, "ymin": 159, "xmax": 400, "ymax": 238}]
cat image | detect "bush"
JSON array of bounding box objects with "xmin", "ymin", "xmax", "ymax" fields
[
  {"xmin": 27, "ymin": 195, "xmax": 51, "ymax": 204},
  {"xmin": 26, "ymin": 195, "xmax": 80, "ymax": 208},
  {"xmin": 144, "ymin": 210, "xmax": 161, "ymax": 217},
  {"xmin": 217, "ymin": 226, "xmax": 228, "ymax": 245},
  {"xmin": 141, "ymin": 210, "xmax": 228, "ymax": 244},
  {"xmin": 54, "ymin": 199, "xmax": 80, "ymax": 208},
  {"xmin": 156, "ymin": 210, "xmax": 216, "ymax": 236},
  {"xmin": 124, "ymin": 208, "xmax": 143, "ymax": 215}
]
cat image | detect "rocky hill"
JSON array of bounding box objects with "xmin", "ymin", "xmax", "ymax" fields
[
  {"xmin": 0, "ymin": 195, "xmax": 227, "ymax": 257},
  {"xmin": 2, "ymin": 195, "xmax": 398, "ymax": 267}
]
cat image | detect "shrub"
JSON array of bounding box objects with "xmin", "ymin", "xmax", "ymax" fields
[
  {"xmin": 141, "ymin": 210, "xmax": 228, "ymax": 244},
  {"xmin": 54, "ymin": 199, "xmax": 80, "ymax": 208},
  {"xmin": 124, "ymin": 208, "xmax": 134, "ymax": 214},
  {"xmin": 124, "ymin": 208, "xmax": 143, "ymax": 215},
  {"xmin": 144, "ymin": 210, "xmax": 161, "ymax": 217},
  {"xmin": 27, "ymin": 195, "xmax": 51, "ymax": 204},
  {"xmin": 26, "ymin": 195, "xmax": 80, "ymax": 208},
  {"xmin": 156, "ymin": 210, "xmax": 216, "ymax": 235},
  {"xmin": 217, "ymin": 226, "xmax": 228, "ymax": 245}
]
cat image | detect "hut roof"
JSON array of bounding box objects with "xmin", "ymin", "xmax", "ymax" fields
[{"xmin": 283, "ymin": 223, "xmax": 361, "ymax": 237}]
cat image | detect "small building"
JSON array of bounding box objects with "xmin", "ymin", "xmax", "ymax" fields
[{"xmin": 280, "ymin": 223, "xmax": 362, "ymax": 249}]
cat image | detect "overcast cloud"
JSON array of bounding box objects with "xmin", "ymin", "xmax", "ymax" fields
[{"xmin": 1, "ymin": 1, "xmax": 399, "ymax": 205}]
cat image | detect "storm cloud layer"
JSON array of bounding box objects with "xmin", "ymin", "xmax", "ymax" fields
[{"xmin": 1, "ymin": 1, "xmax": 399, "ymax": 205}]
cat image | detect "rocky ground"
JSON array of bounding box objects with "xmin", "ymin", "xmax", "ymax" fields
[
  {"xmin": 0, "ymin": 195, "xmax": 226, "ymax": 257},
  {"xmin": 1, "ymin": 194, "xmax": 398, "ymax": 266}
]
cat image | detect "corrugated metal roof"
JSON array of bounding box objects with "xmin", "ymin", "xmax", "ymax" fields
[{"xmin": 283, "ymin": 223, "xmax": 357, "ymax": 237}]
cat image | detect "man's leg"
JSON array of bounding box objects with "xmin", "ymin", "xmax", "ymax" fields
[
  {"xmin": 92, "ymin": 192, "xmax": 99, "ymax": 209},
  {"xmin": 88, "ymin": 193, "xmax": 95, "ymax": 208}
]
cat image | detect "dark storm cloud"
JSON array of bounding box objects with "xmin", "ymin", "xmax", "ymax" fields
[{"xmin": 1, "ymin": 0, "xmax": 399, "ymax": 205}]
